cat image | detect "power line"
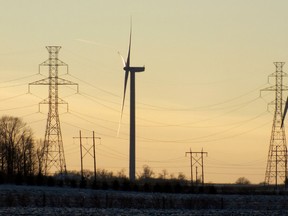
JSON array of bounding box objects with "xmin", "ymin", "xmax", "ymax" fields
[
  {"xmin": 0, "ymin": 93, "xmax": 29, "ymax": 102},
  {"xmin": 69, "ymin": 108, "xmax": 118, "ymax": 125},
  {"xmin": 0, "ymin": 104, "xmax": 37, "ymax": 112},
  {"xmin": 138, "ymin": 85, "xmax": 266, "ymax": 112},
  {"xmin": 65, "ymin": 106, "xmax": 269, "ymax": 144},
  {"xmin": 66, "ymin": 111, "xmax": 119, "ymax": 134},
  {"xmin": 135, "ymin": 96, "xmax": 262, "ymax": 128},
  {"xmin": 133, "ymin": 117, "xmax": 271, "ymax": 144},
  {"xmin": 66, "ymin": 73, "xmax": 120, "ymax": 98},
  {"xmin": 0, "ymin": 73, "xmax": 40, "ymax": 84},
  {"xmin": 138, "ymin": 108, "xmax": 268, "ymax": 129},
  {"xmin": 207, "ymin": 157, "xmax": 266, "ymax": 166}
]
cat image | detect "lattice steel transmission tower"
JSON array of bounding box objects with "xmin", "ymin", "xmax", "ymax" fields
[
  {"xmin": 29, "ymin": 46, "xmax": 78, "ymax": 175},
  {"xmin": 261, "ymin": 62, "xmax": 288, "ymax": 186}
]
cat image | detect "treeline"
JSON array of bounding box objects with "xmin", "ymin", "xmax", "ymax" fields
[
  {"xmin": 62, "ymin": 168, "xmax": 191, "ymax": 194},
  {"xmin": 0, "ymin": 115, "xmax": 193, "ymax": 193},
  {"xmin": 4, "ymin": 168, "xmax": 272, "ymax": 195},
  {"xmin": 0, "ymin": 167, "xmax": 195, "ymax": 194}
]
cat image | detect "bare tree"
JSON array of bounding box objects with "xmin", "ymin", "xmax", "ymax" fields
[
  {"xmin": 158, "ymin": 169, "xmax": 168, "ymax": 180},
  {"xmin": 96, "ymin": 168, "xmax": 113, "ymax": 180},
  {"xmin": 177, "ymin": 172, "xmax": 186, "ymax": 181},
  {"xmin": 117, "ymin": 168, "xmax": 127, "ymax": 179},
  {"xmin": 0, "ymin": 116, "xmax": 36, "ymax": 176},
  {"xmin": 139, "ymin": 165, "xmax": 154, "ymax": 180}
]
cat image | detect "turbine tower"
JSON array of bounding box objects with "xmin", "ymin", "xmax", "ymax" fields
[
  {"xmin": 120, "ymin": 25, "xmax": 145, "ymax": 181},
  {"xmin": 29, "ymin": 46, "xmax": 78, "ymax": 175},
  {"xmin": 262, "ymin": 62, "xmax": 288, "ymax": 186}
]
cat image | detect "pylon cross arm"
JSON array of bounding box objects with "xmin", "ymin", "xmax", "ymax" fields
[
  {"xmin": 57, "ymin": 77, "xmax": 78, "ymax": 86},
  {"xmin": 29, "ymin": 78, "xmax": 50, "ymax": 86},
  {"xmin": 40, "ymin": 59, "xmax": 68, "ymax": 67}
]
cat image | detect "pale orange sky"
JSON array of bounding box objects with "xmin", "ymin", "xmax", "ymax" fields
[{"xmin": 0, "ymin": 0, "xmax": 288, "ymax": 183}]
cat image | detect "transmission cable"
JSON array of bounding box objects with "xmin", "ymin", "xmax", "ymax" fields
[{"xmin": 65, "ymin": 73, "xmax": 120, "ymax": 98}]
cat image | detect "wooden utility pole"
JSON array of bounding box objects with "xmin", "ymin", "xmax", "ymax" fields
[
  {"xmin": 185, "ymin": 148, "xmax": 208, "ymax": 186},
  {"xmin": 73, "ymin": 130, "xmax": 101, "ymax": 182}
]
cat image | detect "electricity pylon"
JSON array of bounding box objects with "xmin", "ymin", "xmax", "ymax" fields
[
  {"xmin": 29, "ymin": 46, "xmax": 78, "ymax": 175},
  {"xmin": 261, "ymin": 62, "xmax": 288, "ymax": 186}
]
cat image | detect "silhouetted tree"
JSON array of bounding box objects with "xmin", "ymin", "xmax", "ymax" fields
[
  {"xmin": 177, "ymin": 172, "xmax": 186, "ymax": 181},
  {"xmin": 139, "ymin": 165, "xmax": 154, "ymax": 180},
  {"xmin": 158, "ymin": 169, "xmax": 168, "ymax": 180},
  {"xmin": 36, "ymin": 139, "xmax": 44, "ymax": 176},
  {"xmin": 235, "ymin": 177, "xmax": 251, "ymax": 185},
  {"xmin": 117, "ymin": 168, "xmax": 127, "ymax": 179},
  {"xmin": 96, "ymin": 168, "xmax": 113, "ymax": 181},
  {"xmin": 0, "ymin": 116, "xmax": 36, "ymax": 177}
]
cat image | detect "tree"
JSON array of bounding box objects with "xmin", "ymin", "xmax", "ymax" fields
[
  {"xmin": 235, "ymin": 177, "xmax": 251, "ymax": 185},
  {"xmin": 0, "ymin": 116, "xmax": 36, "ymax": 176},
  {"xmin": 117, "ymin": 168, "xmax": 127, "ymax": 179},
  {"xmin": 139, "ymin": 165, "xmax": 154, "ymax": 180},
  {"xmin": 36, "ymin": 139, "xmax": 44, "ymax": 175},
  {"xmin": 177, "ymin": 172, "xmax": 186, "ymax": 181},
  {"xmin": 96, "ymin": 168, "xmax": 113, "ymax": 180},
  {"xmin": 158, "ymin": 169, "xmax": 168, "ymax": 180}
]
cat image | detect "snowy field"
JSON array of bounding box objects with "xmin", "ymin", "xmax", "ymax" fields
[
  {"xmin": 0, "ymin": 185, "xmax": 288, "ymax": 215},
  {"xmin": 1, "ymin": 208, "xmax": 288, "ymax": 216}
]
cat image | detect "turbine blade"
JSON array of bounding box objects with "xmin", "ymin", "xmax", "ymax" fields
[
  {"xmin": 118, "ymin": 19, "xmax": 132, "ymax": 136},
  {"xmin": 118, "ymin": 52, "xmax": 126, "ymax": 67},
  {"xmin": 126, "ymin": 22, "xmax": 132, "ymax": 67},
  {"xmin": 117, "ymin": 70, "xmax": 129, "ymax": 136},
  {"xmin": 122, "ymin": 70, "xmax": 129, "ymax": 116},
  {"xmin": 281, "ymin": 96, "xmax": 288, "ymax": 128}
]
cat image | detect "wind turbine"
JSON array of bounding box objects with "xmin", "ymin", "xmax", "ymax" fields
[{"xmin": 119, "ymin": 23, "xmax": 145, "ymax": 181}]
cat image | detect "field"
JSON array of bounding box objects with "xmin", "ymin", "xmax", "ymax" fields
[
  {"xmin": 1, "ymin": 185, "xmax": 288, "ymax": 215},
  {"xmin": 1, "ymin": 208, "xmax": 288, "ymax": 216}
]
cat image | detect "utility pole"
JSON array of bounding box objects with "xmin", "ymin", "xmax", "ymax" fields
[
  {"xmin": 79, "ymin": 131, "xmax": 83, "ymax": 180},
  {"xmin": 29, "ymin": 46, "xmax": 78, "ymax": 175},
  {"xmin": 261, "ymin": 62, "xmax": 288, "ymax": 186},
  {"xmin": 185, "ymin": 148, "xmax": 208, "ymax": 186},
  {"xmin": 73, "ymin": 130, "xmax": 101, "ymax": 183},
  {"xmin": 186, "ymin": 148, "xmax": 193, "ymax": 185}
]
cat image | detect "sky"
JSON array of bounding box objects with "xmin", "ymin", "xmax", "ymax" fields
[{"xmin": 1, "ymin": 0, "xmax": 288, "ymax": 184}]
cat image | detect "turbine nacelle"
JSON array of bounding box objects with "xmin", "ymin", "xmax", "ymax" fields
[{"xmin": 123, "ymin": 66, "xmax": 145, "ymax": 73}]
